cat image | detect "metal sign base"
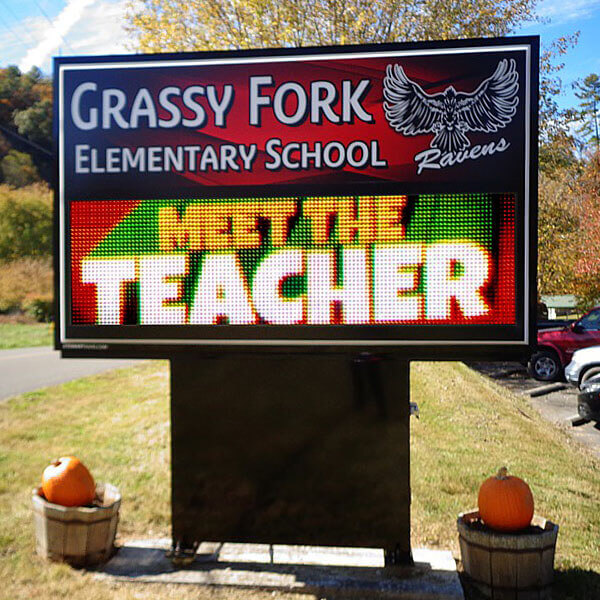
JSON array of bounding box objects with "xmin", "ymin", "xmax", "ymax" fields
[{"xmin": 170, "ymin": 354, "xmax": 411, "ymax": 565}]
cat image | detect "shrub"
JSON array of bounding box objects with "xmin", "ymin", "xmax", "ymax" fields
[
  {"xmin": 23, "ymin": 294, "xmax": 54, "ymax": 322},
  {"xmin": 0, "ymin": 183, "xmax": 52, "ymax": 260},
  {"xmin": 0, "ymin": 149, "xmax": 40, "ymax": 187},
  {"xmin": 0, "ymin": 257, "xmax": 53, "ymax": 318}
]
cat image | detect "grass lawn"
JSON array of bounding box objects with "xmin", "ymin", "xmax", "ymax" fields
[
  {"xmin": 0, "ymin": 360, "xmax": 599, "ymax": 599},
  {"xmin": 0, "ymin": 323, "xmax": 53, "ymax": 349}
]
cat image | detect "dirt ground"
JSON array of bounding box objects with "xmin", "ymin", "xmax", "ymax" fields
[
  {"xmin": 0, "ymin": 311, "xmax": 40, "ymax": 323},
  {"xmin": 466, "ymin": 361, "xmax": 600, "ymax": 460}
]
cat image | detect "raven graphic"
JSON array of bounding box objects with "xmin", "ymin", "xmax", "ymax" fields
[{"xmin": 383, "ymin": 59, "xmax": 519, "ymax": 154}]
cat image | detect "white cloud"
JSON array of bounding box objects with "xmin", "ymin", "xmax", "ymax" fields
[
  {"xmin": 18, "ymin": 0, "xmax": 130, "ymax": 73},
  {"xmin": 536, "ymin": 0, "xmax": 600, "ymax": 23},
  {"xmin": 0, "ymin": 28, "xmax": 28, "ymax": 68},
  {"xmin": 68, "ymin": 2, "xmax": 129, "ymax": 54},
  {"xmin": 19, "ymin": 0, "xmax": 95, "ymax": 71}
]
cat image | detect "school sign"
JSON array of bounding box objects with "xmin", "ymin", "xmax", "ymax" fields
[{"xmin": 54, "ymin": 37, "xmax": 538, "ymax": 357}]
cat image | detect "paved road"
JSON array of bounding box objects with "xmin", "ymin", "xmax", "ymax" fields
[
  {"xmin": 468, "ymin": 361, "xmax": 600, "ymax": 460},
  {"xmin": 0, "ymin": 346, "xmax": 140, "ymax": 401}
]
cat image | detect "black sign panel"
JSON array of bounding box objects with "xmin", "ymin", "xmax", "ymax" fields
[{"xmin": 54, "ymin": 36, "xmax": 538, "ymax": 358}]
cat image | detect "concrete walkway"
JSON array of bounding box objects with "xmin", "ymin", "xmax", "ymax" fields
[
  {"xmin": 96, "ymin": 539, "xmax": 464, "ymax": 599},
  {"xmin": 0, "ymin": 346, "xmax": 140, "ymax": 401}
]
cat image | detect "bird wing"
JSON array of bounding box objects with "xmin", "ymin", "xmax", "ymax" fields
[
  {"xmin": 383, "ymin": 64, "xmax": 444, "ymax": 135},
  {"xmin": 456, "ymin": 59, "xmax": 519, "ymax": 133}
]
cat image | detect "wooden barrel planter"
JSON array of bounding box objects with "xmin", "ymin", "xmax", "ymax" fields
[
  {"xmin": 458, "ymin": 510, "xmax": 558, "ymax": 600},
  {"xmin": 32, "ymin": 482, "xmax": 121, "ymax": 567}
]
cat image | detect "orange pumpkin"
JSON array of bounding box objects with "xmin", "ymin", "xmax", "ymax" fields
[
  {"xmin": 41, "ymin": 456, "xmax": 96, "ymax": 507},
  {"xmin": 478, "ymin": 467, "xmax": 534, "ymax": 532}
]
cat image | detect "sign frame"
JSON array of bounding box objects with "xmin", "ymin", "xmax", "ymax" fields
[{"xmin": 53, "ymin": 36, "xmax": 539, "ymax": 359}]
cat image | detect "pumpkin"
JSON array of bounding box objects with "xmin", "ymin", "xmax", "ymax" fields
[
  {"xmin": 41, "ymin": 456, "xmax": 96, "ymax": 507},
  {"xmin": 478, "ymin": 466, "xmax": 534, "ymax": 532}
]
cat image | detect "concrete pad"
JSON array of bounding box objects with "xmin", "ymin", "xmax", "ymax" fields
[{"xmin": 95, "ymin": 538, "xmax": 464, "ymax": 599}]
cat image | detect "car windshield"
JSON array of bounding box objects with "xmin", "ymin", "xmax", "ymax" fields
[{"xmin": 578, "ymin": 308, "xmax": 600, "ymax": 331}]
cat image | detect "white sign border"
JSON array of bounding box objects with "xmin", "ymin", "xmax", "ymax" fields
[{"xmin": 58, "ymin": 43, "xmax": 532, "ymax": 347}]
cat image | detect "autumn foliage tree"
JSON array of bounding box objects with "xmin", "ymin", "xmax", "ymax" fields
[
  {"xmin": 538, "ymin": 148, "xmax": 600, "ymax": 309},
  {"xmin": 537, "ymin": 172, "xmax": 580, "ymax": 296},
  {"xmin": 125, "ymin": 0, "xmax": 538, "ymax": 52},
  {"xmin": 0, "ymin": 66, "xmax": 52, "ymax": 185},
  {"xmin": 538, "ymin": 60, "xmax": 600, "ymax": 307},
  {"xmin": 534, "ymin": 35, "xmax": 590, "ymax": 302},
  {"xmin": 571, "ymin": 153, "xmax": 600, "ymax": 308}
]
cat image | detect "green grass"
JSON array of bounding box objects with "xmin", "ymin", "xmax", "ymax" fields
[
  {"xmin": 0, "ymin": 323, "xmax": 53, "ymax": 349},
  {"xmin": 0, "ymin": 361, "xmax": 599, "ymax": 599}
]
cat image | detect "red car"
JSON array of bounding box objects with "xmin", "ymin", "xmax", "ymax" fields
[{"xmin": 529, "ymin": 306, "xmax": 600, "ymax": 381}]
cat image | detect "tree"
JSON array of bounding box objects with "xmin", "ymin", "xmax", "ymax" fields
[
  {"xmin": 574, "ymin": 73, "xmax": 600, "ymax": 155},
  {"xmin": 0, "ymin": 66, "xmax": 52, "ymax": 184},
  {"xmin": 571, "ymin": 152, "xmax": 600, "ymax": 308},
  {"xmin": 13, "ymin": 99, "xmax": 52, "ymax": 148},
  {"xmin": 125, "ymin": 0, "xmax": 538, "ymax": 53},
  {"xmin": 0, "ymin": 66, "xmax": 44, "ymax": 124},
  {"xmin": 0, "ymin": 182, "xmax": 52, "ymax": 260},
  {"xmin": 537, "ymin": 171, "xmax": 580, "ymax": 296},
  {"xmin": 0, "ymin": 149, "xmax": 40, "ymax": 187},
  {"xmin": 538, "ymin": 35, "xmax": 580, "ymax": 175},
  {"xmin": 0, "ymin": 132, "xmax": 10, "ymax": 159}
]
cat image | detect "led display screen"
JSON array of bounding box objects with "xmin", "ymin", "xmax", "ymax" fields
[
  {"xmin": 70, "ymin": 193, "xmax": 515, "ymax": 327},
  {"xmin": 55, "ymin": 37, "xmax": 537, "ymax": 355}
]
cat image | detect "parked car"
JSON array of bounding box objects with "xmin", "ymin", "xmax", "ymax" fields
[
  {"xmin": 537, "ymin": 319, "xmax": 573, "ymax": 330},
  {"xmin": 528, "ymin": 305, "xmax": 600, "ymax": 382},
  {"xmin": 576, "ymin": 372, "xmax": 600, "ymax": 422},
  {"xmin": 565, "ymin": 346, "xmax": 600, "ymax": 387}
]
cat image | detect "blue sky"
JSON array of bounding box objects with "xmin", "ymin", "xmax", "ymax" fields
[
  {"xmin": 0, "ymin": 0, "xmax": 598, "ymax": 112},
  {"xmin": 516, "ymin": 0, "xmax": 600, "ymax": 109}
]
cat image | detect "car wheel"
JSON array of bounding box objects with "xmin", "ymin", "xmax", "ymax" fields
[
  {"xmin": 580, "ymin": 366, "xmax": 600, "ymax": 388},
  {"xmin": 528, "ymin": 350, "xmax": 562, "ymax": 382}
]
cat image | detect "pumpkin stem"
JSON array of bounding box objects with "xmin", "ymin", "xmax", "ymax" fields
[{"xmin": 496, "ymin": 466, "xmax": 509, "ymax": 480}]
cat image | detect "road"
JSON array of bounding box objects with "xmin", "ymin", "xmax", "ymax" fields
[
  {"xmin": 468, "ymin": 361, "xmax": 600, "ymax": 460},
  {"xmin": 0, "ymin": 346, "xmax": 140, "ymax": 402}
]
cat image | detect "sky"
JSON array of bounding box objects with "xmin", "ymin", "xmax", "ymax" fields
[{"xmin": 0, "ymin": 0, "xmax": 598, "ymax": 112}]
